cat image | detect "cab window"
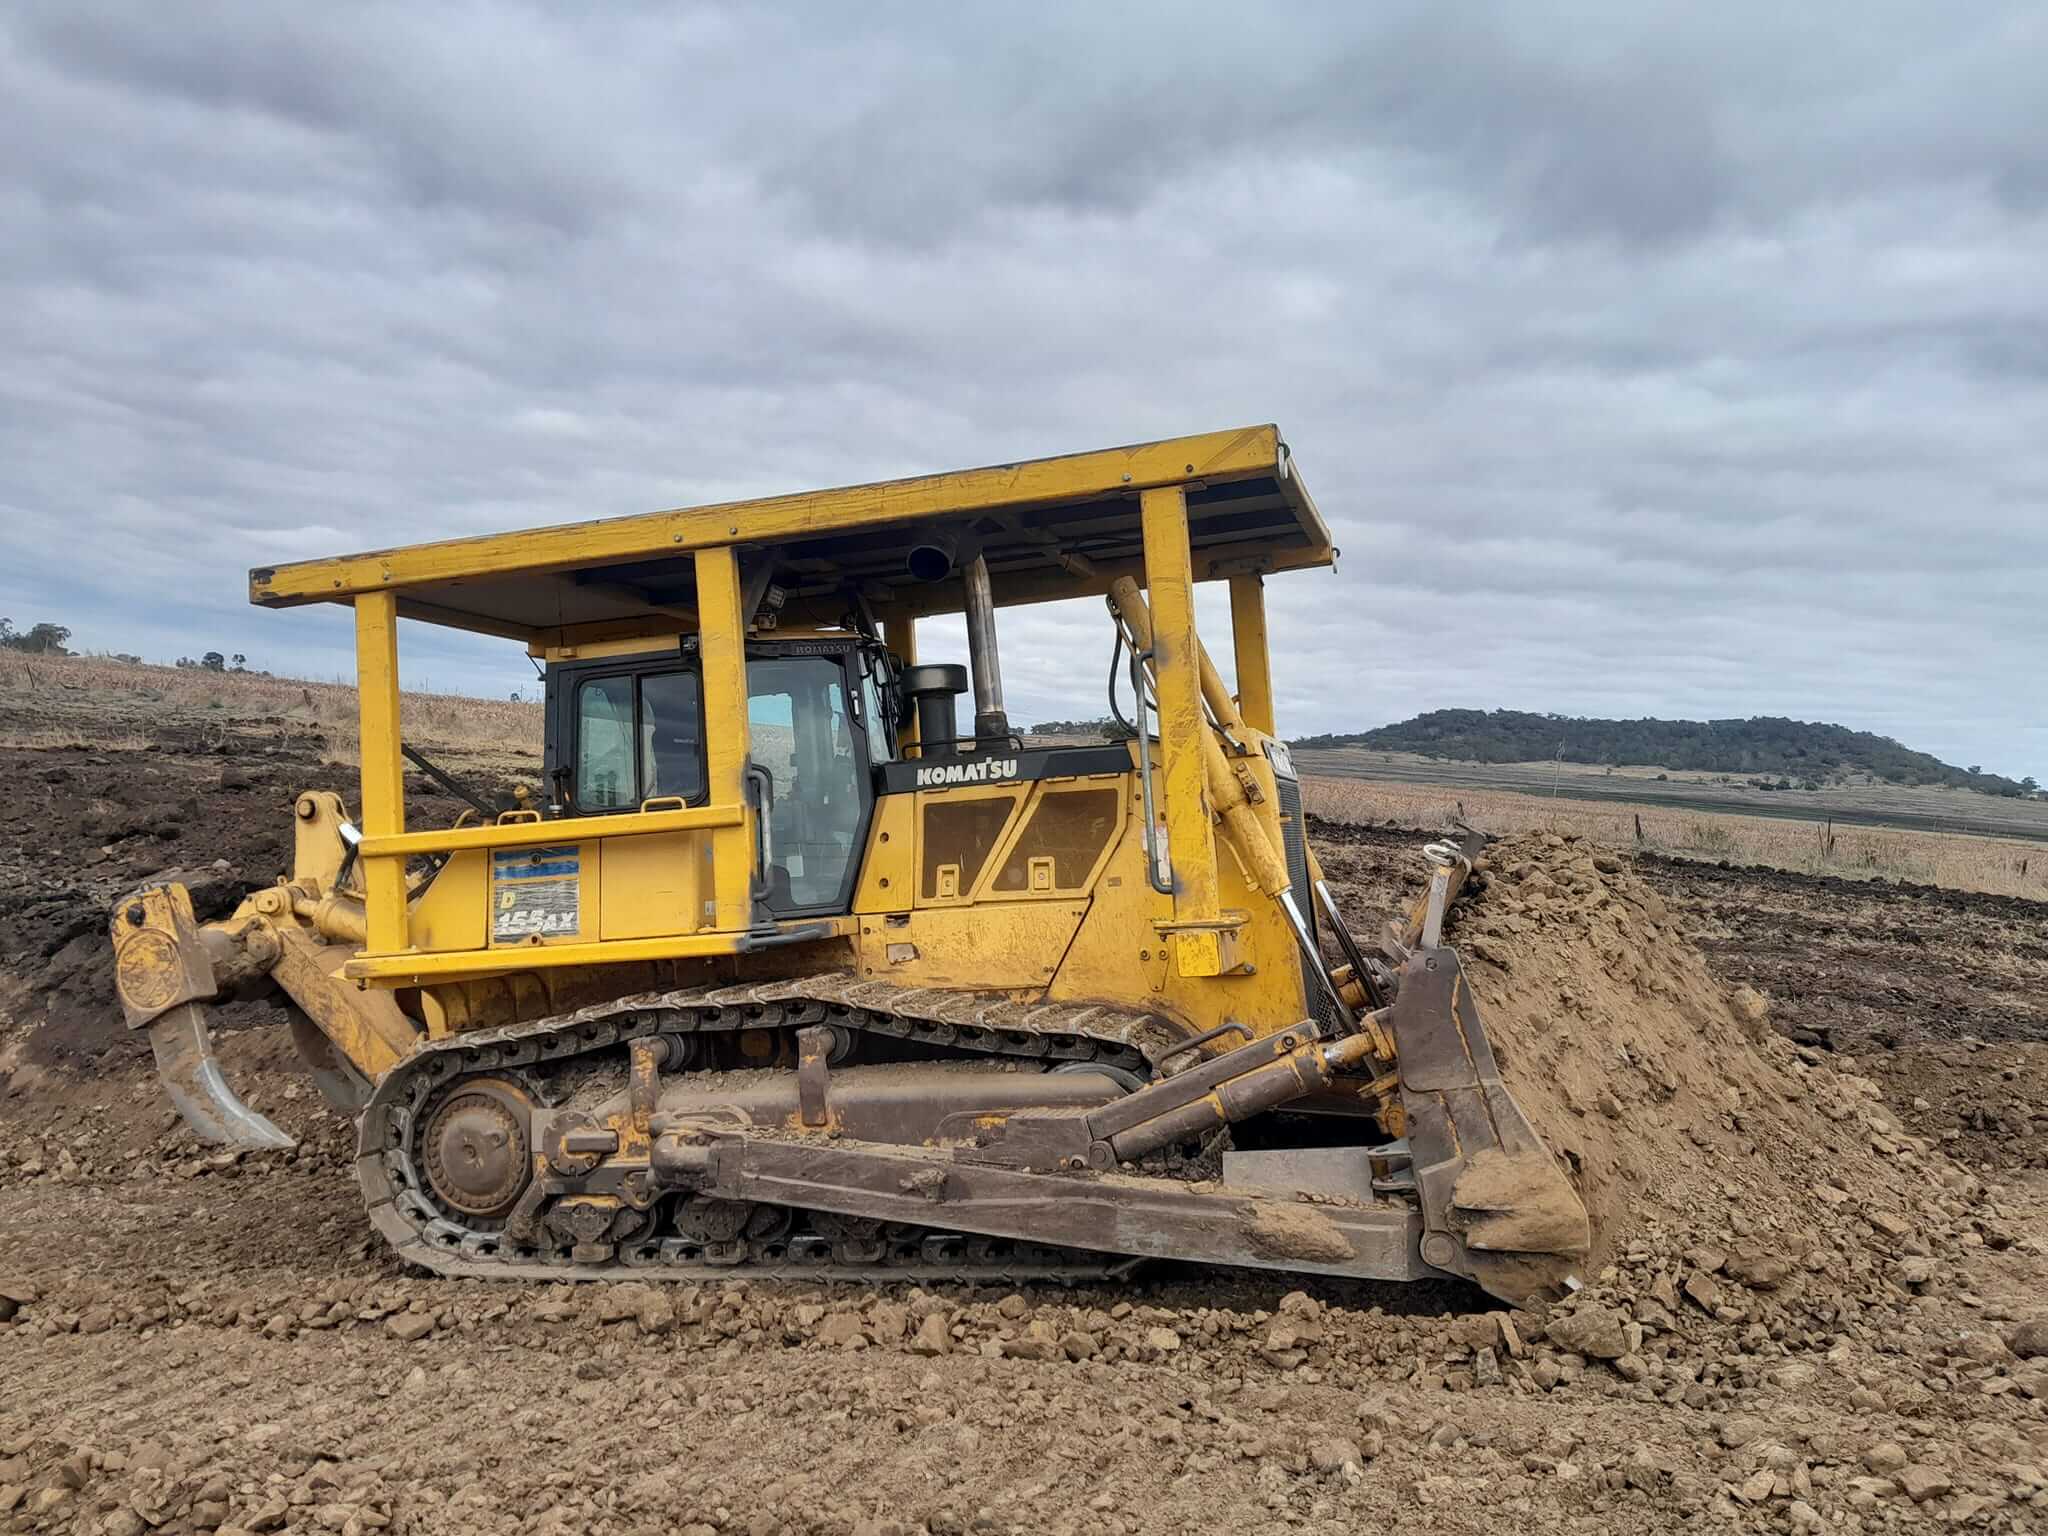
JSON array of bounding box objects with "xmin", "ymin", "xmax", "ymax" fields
[
  {"xmin": 856, "ymin": 655, "xmax": 897, "ymax": 763},
  {"xmin": 574, "ymin": 669, "xmax": 702, "ymax": 810},
  {"xmin": 748, "ymin": 655, "xmax": 865, "ymax": 910}
]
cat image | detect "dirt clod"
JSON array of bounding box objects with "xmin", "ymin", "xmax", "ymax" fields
[
  {"xmin": 1546, "ymin": 1304, "xmax": 1629, "ymax": 1360},
  {"xmin": 2008, "ymin": 1318, "xmax": 2048, "ymax": 1358}
]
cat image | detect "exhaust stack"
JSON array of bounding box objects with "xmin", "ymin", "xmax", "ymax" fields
[{"xmin": 961, "ymin": 553, "xmax": 1009, "ymax": 740}]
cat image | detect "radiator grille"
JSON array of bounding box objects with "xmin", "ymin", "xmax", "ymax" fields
[{"xmin": 1273, "ymin": 773, "xmax": 1340, "ymax": 1029}]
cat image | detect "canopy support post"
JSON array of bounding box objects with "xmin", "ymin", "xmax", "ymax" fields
[
  {"xmin": 353, "ymin": 592, "xmax": 410, "ymax": 955},
  {"xmin": 695, "ymin": 546, "xmax": 756, "ymax": 932},
  {"xmin": 1229, "ymin": 574, "xmax": 1276, "ymax": 735},
  {"xmin": 1140, "ymin": 485, "xmax": 1226, "ymax": 978}
]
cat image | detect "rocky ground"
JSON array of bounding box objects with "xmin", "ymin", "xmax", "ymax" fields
[{"xmin": 1, "ymin": 742, "xmax": 2046, "ymax": 1534}]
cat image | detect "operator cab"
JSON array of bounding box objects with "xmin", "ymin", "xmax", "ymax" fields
[{"xmin": 544, "ymin": 636, "xmax": 904, "ymax": 917}]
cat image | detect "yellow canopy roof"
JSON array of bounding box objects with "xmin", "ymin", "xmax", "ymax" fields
[{"xmin": 248, "ymin": 425, "xmax": 1333, "ymax": 646}]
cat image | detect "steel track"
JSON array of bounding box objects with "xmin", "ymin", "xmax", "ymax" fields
[{"xmin": 358, "ymin": 975, "xmax": 1164, "ymax": 1284}]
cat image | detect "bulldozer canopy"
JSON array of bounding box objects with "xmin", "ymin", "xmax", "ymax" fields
[{"xmin": 247, "ymin": 425, "xmax": 1332, "ymax": 647}]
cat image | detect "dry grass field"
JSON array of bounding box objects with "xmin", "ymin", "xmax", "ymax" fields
[
  {"xmin": 1296, "ymin": 745, "xmax": 2048, "ymax": 843},
  {"xmin": 1303, "ymin": 774, "xmax": 2048, "ymax": 899},
  {"xmin": 0, "ymin": 651, "xmax": 540, "ymax": 772}
]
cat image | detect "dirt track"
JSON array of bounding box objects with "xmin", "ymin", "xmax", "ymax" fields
[{"xmin": 3, "ymin": 744, "xmax": 2048, "ymax": 1533}]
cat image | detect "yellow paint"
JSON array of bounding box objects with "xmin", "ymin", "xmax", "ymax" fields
[
  {"xmin": 910, "ymin": 785, "xmax": 1026, "ymax": 908},
  {"xmin": 599, "ymin": 831, "xmax": 707, "ymax": 940},
  {"xmin": 252, "ymin": 426, "xmax": 1301, "ymax": 607},
  {"xmin": 694, "ymin": 545, "xmax": 755, "ymax": 933},
  {"xmin": 110, "ymin": 883, "xmax": 215, "ymax": 1026},
  {"xmin": 268, "ymin": 930, "xmax": 418, "ymax": 1079},
  {"xmin": 855, "ymin": 903, "xmax": 1087, "ymax": 990},
  {"xmin": 1228, "ymin": 574, "xmax": 1275, "ymax": 735},
  {"xmin": 341, "ymin": 916, "xmax": 858, "ymax": 983},
  {"xmin": 353, "ymin": 592, "xmax": 410, "ymax": 956},
  {"xmin": 358, "ymin": 801, "xmax": 742, "ymax": 860},
  {"xmin": 407, "ymin": 849, "xmax": 488, "ymax": 952},
  {"xmin": 290, "ymin": 792, "xmax": 353, "ymax": 892},
  {"xmin": 851, "ymin": 793, "xmax": 916, "ymax": 911},
  {"xmin": 1048, "ymin": 775, "xmax": 1311, "ymax": 1038},
  {"xmin": 1138, "ymin": 487, "xmax": 1224, "ymax": 977},
  {"xmin": 533, "ymin": 634, "xmax": 687, "ymax": 663},
  {"xmin": 1204, "ymin": 731, "xmax": 1291, "ymax": 897},
  {"xmin": 977, "ymin": 777, "xmax": 1127, "ymax": 900},
  {"xmin": 231, "ymin": 432, "xmax": 1345, "ymax": 1076},
  {"xmin": 1109, "ymin": 577, "xmax": 1291, "ymax": 902}
]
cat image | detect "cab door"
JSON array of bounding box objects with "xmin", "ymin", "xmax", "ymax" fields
[{"xmin": 745, "ymin": 649, "xmax": 877, "ymax": 917}]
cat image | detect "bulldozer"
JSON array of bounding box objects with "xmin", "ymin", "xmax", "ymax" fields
[{"xmin": 110, "ymin": 426, "xmax": 1589, "ymax": 1305}]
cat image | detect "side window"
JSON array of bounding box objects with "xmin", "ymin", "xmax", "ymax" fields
[
  {"xmin": 640, "ymin": 671, "xmax": 703, "ymax": 800},
  {"xmin": 576, "ymin": 675, "xmax": 636, "ymax": 810},
  {"xmin": 574, "ymin": 668, "xmax": 703, "ymax": 811},
  {"xmin": 856, "ymin": 656, "xmax": 896, "ymax": 763}
]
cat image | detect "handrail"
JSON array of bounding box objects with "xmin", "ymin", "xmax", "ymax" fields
[{"xmin": 358, "ymin": 801, "xmax": 744, "ymax": 859}]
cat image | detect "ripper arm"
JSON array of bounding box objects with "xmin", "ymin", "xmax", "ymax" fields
[{"xmin": 109, "ymin": 792, "xmax": 419, "ymax": 1149}]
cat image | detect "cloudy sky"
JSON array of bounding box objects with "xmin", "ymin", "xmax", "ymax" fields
[{"xmin": 4, "ymin": 3, "xmax": 2044, "ymax": 774}]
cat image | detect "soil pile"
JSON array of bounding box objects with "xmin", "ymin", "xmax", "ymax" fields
[
  {"xmin": 1447, "ymin": 832, "xmax": 1985, "ymax": 1277},
  {"xmin": 0, "ymin": 745, "xmax": 486, "ymax": 1070}
]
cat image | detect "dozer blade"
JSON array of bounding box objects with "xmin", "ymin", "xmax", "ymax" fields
[
  {"xmin": 148, "ymin": 1002, "xmax": 296, "ymax": 1151},
  {"xmin": 1388, "ymin": 947, "xmax": 1589, "ymax": 1305}
]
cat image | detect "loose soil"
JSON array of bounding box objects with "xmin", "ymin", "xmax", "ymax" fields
[
  {"xmin": 2, "ymin": 743, "xmax": 2046, "ymax": 1535},
  {"xmin": 0, "ymin": 743, "xmax": 496, "ymax": 1073}
]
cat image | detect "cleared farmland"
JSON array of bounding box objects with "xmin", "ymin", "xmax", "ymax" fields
[{"xmin": 1295, "ymin": 745, "xmax": 2048, "ymax": 844}]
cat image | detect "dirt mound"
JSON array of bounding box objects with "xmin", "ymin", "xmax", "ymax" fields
[
  {"xmin": 0, "ymin": 744, "xmax": 490, "ymax": 1071},
  {"xmin": 1446, "ymin": 832, "xmax": 1980, "ymax": 1278}
]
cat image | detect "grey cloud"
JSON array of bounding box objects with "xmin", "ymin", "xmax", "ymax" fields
[{"xmin": 1, "ymin": 0, "xmax": 2043, "ymax": 776}]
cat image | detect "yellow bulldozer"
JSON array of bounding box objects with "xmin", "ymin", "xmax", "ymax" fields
[{"xmin": 110, "ymin": 426, "xmax": 1588, "ymax": 1304}]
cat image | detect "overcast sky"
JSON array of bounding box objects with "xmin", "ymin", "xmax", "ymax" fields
[{"xmin": 3, "ymin": 3, "xmax": 2043, "ymax": 774}]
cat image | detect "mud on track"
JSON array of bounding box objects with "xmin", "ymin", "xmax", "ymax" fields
[{"xmin": 1, "ymin": 759, "xmax": 2047, "ymax": 1533}]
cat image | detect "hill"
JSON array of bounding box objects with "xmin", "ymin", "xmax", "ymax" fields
[{"xmin": 1293, "ymin": 709, "xmax": 2037, "ymax": 798}]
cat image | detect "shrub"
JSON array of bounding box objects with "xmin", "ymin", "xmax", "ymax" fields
[{"xmin": 0, "ymin": 619, "xmax": 72, "ymax": 655}]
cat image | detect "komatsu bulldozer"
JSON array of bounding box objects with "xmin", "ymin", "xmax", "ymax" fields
[{"xmin": 110, "ymin": 426, "xmax": 1588, "ymax": 1305}]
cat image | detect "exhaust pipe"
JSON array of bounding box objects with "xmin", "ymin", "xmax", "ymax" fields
[
  {"xmin": 961, "ymin": 553, "xmax": 1009, "ymax": 740},
  {"xmin": 906, "ymin": 530, "xmax": 960, "ymax": 583},
  {"xmin": 904, "ymin": 529, "xmax": 1008, "ymax": 742}
]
